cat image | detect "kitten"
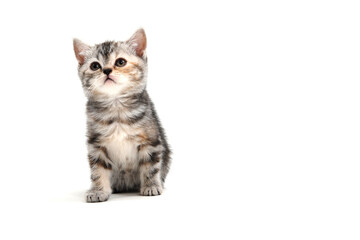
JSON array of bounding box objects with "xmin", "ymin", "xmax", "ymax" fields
[{"xmin": 73, "ymin": 29, "xmax": 171, "ymax": 202}]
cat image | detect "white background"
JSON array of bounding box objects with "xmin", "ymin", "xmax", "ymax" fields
[{"xmin": 0, "ymin": 0, "xmax": 359, "ymax": 239}]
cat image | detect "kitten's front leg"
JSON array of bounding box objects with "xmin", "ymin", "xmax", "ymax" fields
[
  {"xmin": 140, "ymin": 152, "xmax": 163, "ymax": 196},
  {"xmin": 86, "ymin": 158, "xmax": 112, "ymax": 203}
]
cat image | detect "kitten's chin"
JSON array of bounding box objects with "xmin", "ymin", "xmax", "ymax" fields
[{"xmin": 92, "ymin": 84, "xmax": 126, "ymax": 97}]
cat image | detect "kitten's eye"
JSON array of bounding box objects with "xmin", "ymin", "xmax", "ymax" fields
[
  {"xmin": 90, "ymin": 62, "xmax": 101, "ymax": 71},
  {"xmin": 115, "ymin": 58, "xmax": 127, "ymax": 67}
]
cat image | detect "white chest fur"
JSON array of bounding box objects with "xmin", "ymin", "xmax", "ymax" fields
[{"xmin": 104, "ymin": 124, "xmax": 140, "ymax": 169}]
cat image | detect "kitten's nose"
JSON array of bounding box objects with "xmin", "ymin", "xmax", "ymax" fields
[{"xmin": 103, "ymin": 68, "xmax": 112, "ymax": 75}]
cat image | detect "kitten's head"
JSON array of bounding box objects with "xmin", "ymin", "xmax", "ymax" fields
[{"xmin": 73, "ymin": 29, "xmax": 147, "ymax": 98}]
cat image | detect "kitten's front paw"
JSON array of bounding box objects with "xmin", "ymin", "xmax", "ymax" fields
[
  {"xmin": 140, "ymin": 186, "xmax": 163, "ymax": 196},
  {"xmin": 86, "ymin": 190, "xmax": 110, "ymax": 203}
]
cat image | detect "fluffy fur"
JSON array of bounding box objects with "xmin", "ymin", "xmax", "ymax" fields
[{"xmin": 73, "ymin": 29, "xmax": 171, "ymax": 202}]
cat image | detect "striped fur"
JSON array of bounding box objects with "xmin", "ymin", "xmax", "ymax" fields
[{"xmin": 73, "ymin": 29, "xmax": 171, "ymax": 202}]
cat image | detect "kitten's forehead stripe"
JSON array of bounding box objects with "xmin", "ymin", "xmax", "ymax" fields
[{"xmin": 96, "ymin": 41, "xmax": 117, "ymax": 61}]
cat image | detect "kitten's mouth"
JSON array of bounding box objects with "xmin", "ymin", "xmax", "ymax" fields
[{"xmin": 104, "ymin": 77, "xmax": 115, "ymax": 84}]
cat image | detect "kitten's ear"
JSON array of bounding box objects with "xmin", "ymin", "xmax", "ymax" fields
[
  {"xmin": 126, "ymin": 28, "xmax": 147, "ymax": 57},
  {"xmin": 73, "ymin": 38, "xmax": 91, "ymax": 65}
]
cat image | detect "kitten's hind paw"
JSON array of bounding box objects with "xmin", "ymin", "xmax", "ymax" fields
[
  {"xmin": 140, "ymin": 186, "xmax": 163, "ymax": 196},
  {"xmin": 86, "ymin": 190, "xmax": 110, "ymax": 203}
]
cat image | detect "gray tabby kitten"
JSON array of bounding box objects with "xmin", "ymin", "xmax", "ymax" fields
[{"xmin": 73, "ymin": 29, "xmax": 171, "ymax": 202}]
